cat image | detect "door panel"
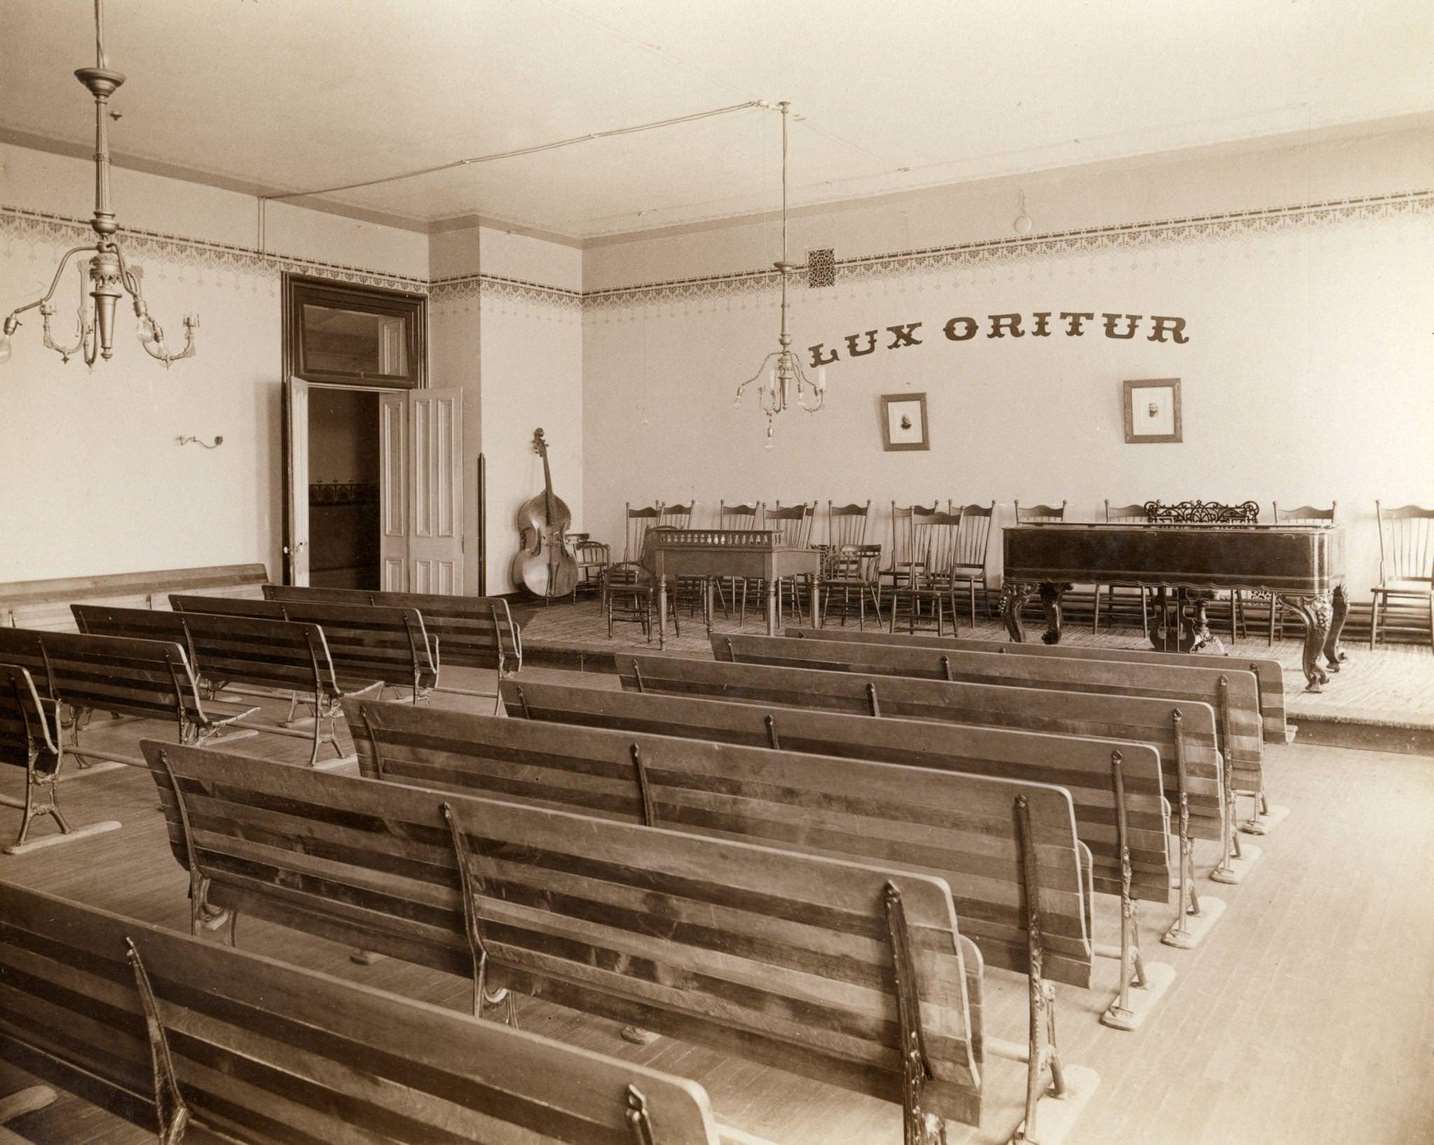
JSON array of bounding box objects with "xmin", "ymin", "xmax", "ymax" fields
[
  {"xmin": 379, "ymin": 392, "xmax": 408, "ymax": 591},
  {"xmin": 406, "ymin": 388, "xmax": 463, "ymax": 594},
  {"xmin": 283, "ymin": 379, "xmax": 311, "ymax": 585}
]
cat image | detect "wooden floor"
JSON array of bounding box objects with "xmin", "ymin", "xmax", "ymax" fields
[{"xmin": 3, "ymin": 671, "xmax": 1433, "ymax": 1144}]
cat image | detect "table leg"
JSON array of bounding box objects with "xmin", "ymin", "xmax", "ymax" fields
[
  {"xmin": 704, "ymin": 578, "xmax": 714, "ymax": 637},
  {"xmin": 766, "ymin": 578, "xmax": 778, "ymax": 636},
  {"xmin": 811, "ymin": 577, "xmax": 822, "ymax": 629},
  {"xmin": 658, "ymin": 578, "xmax": 669, "ymax": 651}
]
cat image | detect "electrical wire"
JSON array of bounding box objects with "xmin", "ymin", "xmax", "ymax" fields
[{"xmin": 260, "ymin": 100, "xmax": 770, "ymax": 203}]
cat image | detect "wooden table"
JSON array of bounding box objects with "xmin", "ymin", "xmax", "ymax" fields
[
  {"xmin": 1000, "ymin": 523, "xmax": 1348, "ymax": 691},
  {"xmin": 644, "ymin": 529, "xmax": 823, "ymax": 649}
]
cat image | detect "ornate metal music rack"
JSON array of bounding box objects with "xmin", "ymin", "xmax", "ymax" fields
[{"xmin": 1142, "ymin": 499, "xmax": 1260, "ymax": 525}]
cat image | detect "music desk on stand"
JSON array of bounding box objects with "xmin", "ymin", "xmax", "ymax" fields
[{"xmin": 646, "ymin": 529, "xmax": 823, "ymax": 650}]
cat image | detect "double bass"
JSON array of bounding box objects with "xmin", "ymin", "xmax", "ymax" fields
[{"xmin": 511, "ymin": 427, "xmax": 578, "ymax": 599}]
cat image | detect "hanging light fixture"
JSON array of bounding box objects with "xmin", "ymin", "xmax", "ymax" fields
[
  {"xmin": 733, "ymin": 101, "xmax": 824, "ymax": 443},
  {"xmin": 0, "ymin": 0, "xmax": 197, "ymax": 369}
]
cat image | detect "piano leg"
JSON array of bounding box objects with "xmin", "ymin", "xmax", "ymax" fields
[
  {"xmin": 1281, "ymin": 591, "xmax": 1334, "ymax": 692},
  {"xmin": 1038, "ymin": 582, "xmax": 1068, "ymax": 644},
  {"xmin": 1323, "ymin": 584, "xmax": 1349, "ymax": 671},
  {"xmin": 1000, "ymin": 581, "xmax": 1037, "ymax": 642}
]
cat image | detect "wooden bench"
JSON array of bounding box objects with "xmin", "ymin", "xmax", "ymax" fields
[
  {"xmin": 785, "ymin": 626, "xmax": 1291, "ymax": 747},
  {"xmin": 0, "ymin": 628, "xmax": 256, "ymax": 773},
  {"xmin": 264, "ymin": 584, "xmax": 525, "ymax": 679},
  {"xmin": 0, "ymin": 880, "xmax": 735, "ymax": 1145},
  {"xmin": 170, "ymin": 594, "xmax": 436, "ymax": 701},
  {"xmin": 716, "ymin": 632, "xmax": 1273, "ymax": 840},
  {"xmin": 0, "ymin": 664, "xmax": 120, "ymax": 855},
  {"xmin": 344, "ymin": 698, "xmax": 1115, "ymax": 1075},
  {"xmin": 496, "ymin": 674, "xmax": 1206, "ymax": 974},
  {"xmin": 72, "ymin": 604, "xmax": 378, "ymax": 768},
  {"xmin": 141, "ymin": 739, "xmax": 1001, "ymax": 1143},
  {"xmin": 0, "ymin": 563, "xmax": 267, "ymax": 632},
  {"xmin": 509, "ymin": 658, "xmax": 1232, "ymax": 945}
]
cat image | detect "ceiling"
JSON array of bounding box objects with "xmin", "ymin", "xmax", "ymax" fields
[{"xmin": 3, "ymin": 0, "xmax": 1432, "ymax": 241}]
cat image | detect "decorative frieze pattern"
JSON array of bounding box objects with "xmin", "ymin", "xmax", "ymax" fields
[{"xmin": 6, "ymin": 187, "xmax": 1431, "ymax": 314}]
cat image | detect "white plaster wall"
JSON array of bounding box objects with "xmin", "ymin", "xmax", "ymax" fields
[
  {"xmin": 582, "ymin": 208, "xmax": 1434, "ymax": 592},
  {"xmin": 0, "ymin": 141, "xmax": 427, "ymax": 583}
]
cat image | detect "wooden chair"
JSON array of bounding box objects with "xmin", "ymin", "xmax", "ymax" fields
[
  {"xmin": 0, "ymin": 663, "xmax": 120, "ymax": 855},
  {"xmin": 876, "ymin": 501, "xmax": 940, "ymax": 616},
  {"xmin": 571, "ymin": 537, "xmax": 610, "ymax": 602},
  {"xmin": 950, "ymin": 501, "xmax": 996, "ymax": 625},
  {"xmin": 1370, "ymin": 500, "xmax": 1434, "ymax": 651},
  {"xmin": 1093, "ymin": 501, "xmax": 1152, "ymax": 635},
  {"xmin": 623, "ymin": 502, "xmax": 663, "ymax": 562},
  {"xmin": 658, "ymin": 501, "xmax": 707, "ymax": 618},
  {"xmin": 714, "ymin": 499, "xmax": 762, "ymax": 622},
  {"xmin": 1267, "ymin": 502, "xmax": 1337, "ymax": 643},
  {"xmin": 818, "ymin": 543, "xmax": 884, "ymax": 629},
  {"xmin": 890, "ymin": 510, "xmax": 963, "ymax": 635},
  {"xmin": 0, "ymin": 880, "xmax": 733, "ymax": 1145},
  {"xmin": 1014, "ymin": 500, "xmax": 1067, "ymax": 523},
  {"xmin": 764, "ymin": 501, "xmax": 816, "ymax": 623},
  {"xmin": 601, "ymin": 561, "xmax": 663, "ymax": 640}
]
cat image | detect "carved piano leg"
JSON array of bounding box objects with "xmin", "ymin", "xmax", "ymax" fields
[
  {"xmin": 1281, "ymin": 591, "xmax": 1334, "ymax": 692},
  {"xmin": 1039, "ymin": 582, "xmax": 1069, "ymax": 644},
  {"xmin": 1001, "ymin": 581, "xmax": 1037, "ymax": 642},
  {"xmin": 1323, "ymin": 584, "xmax": 1350, "ymax": 671}
]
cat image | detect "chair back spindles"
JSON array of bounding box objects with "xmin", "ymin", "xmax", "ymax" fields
[
  {"xmin": 1105, "ymin": 500, "xmax": 1148, "ymax": 524},
  {"xmin": 623, "ymin": 503, "xmax": 663, "ymax": 563},
  {"xmin": 658, "ymin": 500, "xmax": 696, "ymax": 529},
  {"xmin": 767, "ymin": 501, "xmax": 816, "ymax": 549},
  {"xmin": 718, "ymin": 500, "xmax": 760, "ymax": 531},
  {"xmin": 953, "ymin": 501, "xmax": 996, "ymax": 572},
  {"xmin": 1377, "ymin": 501, "xmax": 1434, "ymax": 585},
  {"xmin": 826, "ymin": 501, "xmax": 871, "ymax": 549}
]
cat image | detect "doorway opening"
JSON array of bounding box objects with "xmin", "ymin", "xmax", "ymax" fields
[{"xmin": 307, "ymin": 388, "xmax": 382, "ymax": 589}]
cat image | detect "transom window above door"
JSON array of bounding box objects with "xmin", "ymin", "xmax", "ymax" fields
[{"xmin": 287, "ymin": 276, "xmax": 425, "ymax": 388}]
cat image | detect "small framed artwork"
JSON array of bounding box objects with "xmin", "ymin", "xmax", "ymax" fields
[
  {"xmin": 1123, "ymin": 378, "xmax": 1182, "ymax": 444},
  {"xmin": 881, "ymin": 392, "xmax": 930, "ymax": 451}
]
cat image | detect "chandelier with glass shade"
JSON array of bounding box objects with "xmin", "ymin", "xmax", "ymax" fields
[
  {"xmin": 733, "ymin": 101, "xmax": 825, "ymax": 443},
  {"xmin": 0, "ymin": 0, "xmax": 198, "ymax": 369}
]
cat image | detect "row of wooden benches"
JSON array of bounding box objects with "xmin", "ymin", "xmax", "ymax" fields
[{"xmin": 0, "ymin": 607, "xmax": 1290, "ymax": 1142}]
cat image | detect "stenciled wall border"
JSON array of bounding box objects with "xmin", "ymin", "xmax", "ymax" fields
[
  {"xmin": 582, "ymin": 188, "xmax": 1434, "ymax": 310},
  {"xmin": 7, "ymin": 187, "xmax": 1432, "ymax": 312}
]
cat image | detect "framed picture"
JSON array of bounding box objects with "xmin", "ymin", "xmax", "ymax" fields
[
  {"xmin": 881, "ymin": 392, "xmax": 929, "ymax": 451},
  {"xmin": 1123, "ymin": 378, "xmax": 1182, "ymax": 444}
]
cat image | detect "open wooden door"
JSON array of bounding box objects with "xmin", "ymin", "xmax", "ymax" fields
[
  {"xmin": 378, "ymin": 388, "xmax": 463, "ymax": 592},
  {"xmin": 282, "ymin": 379, "xmax": 311, "ymax": 585}
]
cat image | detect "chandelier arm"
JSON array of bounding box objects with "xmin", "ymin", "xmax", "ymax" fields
[
  {"xmin": 3, "ymin": 246, "xmax": 96, "ymax": 331},
  {"xmin": 36, "ymin": 261, "xmax": 90, "ymax": 363},
  {"xmin": 113, "ymin": 243, "xmax": 198, "ymax": 366},
  {"xmin": 735, "ymin": 350, "xmax": 783, "ymax": 396}
]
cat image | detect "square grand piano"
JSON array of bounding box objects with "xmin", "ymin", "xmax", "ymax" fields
[{"xmin": 1000, "ymin": 520, "xmax": 1348, "ymax": 691}]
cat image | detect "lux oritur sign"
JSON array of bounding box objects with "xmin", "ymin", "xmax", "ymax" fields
[{"xmin": 806, "ymin": 311, "xmax": 1190, "ymax": 367}]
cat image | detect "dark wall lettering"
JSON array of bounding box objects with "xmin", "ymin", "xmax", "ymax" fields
[
  {"xmin": 1030, "ymin": 311, "xmax": 1052, "ymax": 337},
  {"xmin": 808, "ymin": 343, "xmax": 839, "ymax": 367},
  {"xmin": 1102, "ymin": 313, "xmax": 1142, "ymax": 340},
  {"xmin": 943, "ymin": 316, "xmax": 979, "ymax": 341},
  {"xmin": 1060, "ymin": 311, "xmax": 1095, "ymax": 336},
  {"xmin": 844, "ymin": 330, "xmax": 879, "ymax": 357},
  {"xmin": 885, "ymin": 322, "xmax": 923, "ymax": 349},
  {"xmin": 1147, "ymin": 315, "xmax": 1190, "ymax": 344},
  {"xmin": 988, "ymin": 313, "xmax": 1024, "ymax": 338}
]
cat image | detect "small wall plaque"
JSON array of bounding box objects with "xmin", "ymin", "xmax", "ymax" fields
[
  {"xmin": 880, "ymin": 392, "xmax": 929, "ymax": 451},
  {"xmin": 1123, "ymin": 378, "xmax": 1182, "ymax": 444}
]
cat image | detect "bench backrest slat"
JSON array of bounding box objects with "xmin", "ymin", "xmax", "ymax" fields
[
  {"xmin": 538, "ymin": 655, "xmax": 1223, "ymax": 844},
  {"xmin": 0, "ymin": 563, "xmax": 267, "ymax": 632},
  {"xmin": 74, "ymin": 604, "xmax": 338, "ymax": 698},
  {"xmin": 171, "ymin": 595, "xmax": 433, "ymax": 689},
  {"xmin": 264, "ymin": 584, "xmax": 522, "ymax": 672},
  {"xmin": 141, "ymin": 740, "xmax": 983, "ymax": 1126},
  {"xmin": 498, "ymin": 676, "xmax": 1176, "ymax": 898},
  {"xmin": 0, "ymin": 627, "xmax": 204, "ymax": 729},
  {"xmin": 717, "ymin": 633, "xmax": 1263, "ymax": 796},
  {"xmin": 344, "ymin": 698, "xmax": 1093, "ymax": 987},
  {"xmin": 0, "ymin": 880, "xmax": 727, "ymax": 1144},
  {"xmin": 0, "ymin": 663, "xmax": 60, "ymax": 773},
  {"xmin": 784, "ymin": 626, "xmax": 1289, "ymax": 744}
]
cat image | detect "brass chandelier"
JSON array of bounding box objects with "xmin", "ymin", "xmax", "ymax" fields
[
  {"xmin": 733, "ymin": 101, "xmax": 825, "ymax": 442},
  {"xmin": 0, "ymin": 0, "xmax": 197, "ymax": 369}
]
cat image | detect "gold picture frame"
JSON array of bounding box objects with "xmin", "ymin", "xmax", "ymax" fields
[
  {"xmin": 881, "ymin": 392, "xmax": 929, "ymax": 451},
  {"xmin": 1123, "ymin": 378, "xmax": 1182, "ymax": 444}
]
